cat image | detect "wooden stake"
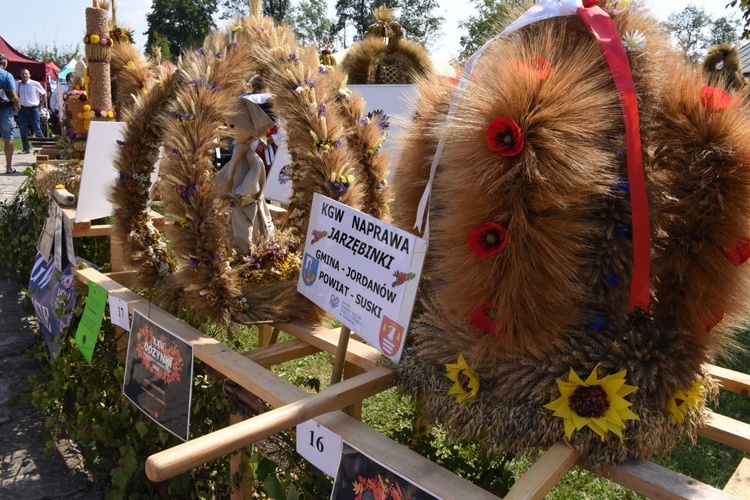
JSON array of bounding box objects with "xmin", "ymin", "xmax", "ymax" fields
[
  {"xmin": 505, "ymin": 442, "xmax": 578, "ymax": 499},
  {"xmin": 146, "ymin": 366, "xmax": 394, "ymax": 482},
  {"xmin": 330, "ymin": 326, "xmax": 351, "ymax": 385}
]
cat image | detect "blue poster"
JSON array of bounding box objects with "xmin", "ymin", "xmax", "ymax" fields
[{"xmin": 28, "ymin": 252, "xmax": 78, "ymax": 357}]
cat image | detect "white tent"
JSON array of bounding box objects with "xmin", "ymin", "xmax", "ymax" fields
[{"xmin": 58, "ymin": 58, "xmax": 77, "ymax": 81}]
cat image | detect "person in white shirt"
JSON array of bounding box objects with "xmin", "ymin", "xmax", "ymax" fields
[{"xmin": 16, "ymin": 68, "xmax": 46, "ymax": 154}]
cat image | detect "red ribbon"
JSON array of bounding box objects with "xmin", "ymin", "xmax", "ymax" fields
[{"xmin": 577, "ymin": 6, "xmax": 650, "ymax": 312}]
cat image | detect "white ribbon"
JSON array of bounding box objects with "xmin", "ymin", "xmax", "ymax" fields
[{"xmin": 413, "ymin": 0, "xmax": 584, "ymax": 234}]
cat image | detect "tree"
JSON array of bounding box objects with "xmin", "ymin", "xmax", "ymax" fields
[
  {"xmin": 728, "ymin": 0, "xmax": 750, "ymax": 38},
  {"xmin": 393, "ymin": 0, "xmax": 444, "ymax": 49},
  {"xmin": 293, "ymin": 0, "xmax": 340, "ymax": 48},
  {"xmin": 665, "ymin": 4, "xmax": 741, "ymax": 62},
  {"xmin": 457, "ymin": 0, "xmax": 522, "ymax": 62},
  {"xmin": 19, "ymin": 42, "xmax": 80, "ymax": 69},
  {"xmin": 145, "ymin": 0, "xmax": 218, "ymax": 61},
  {"xmin": 219, "ymin": 0, "xmax": 293, "ymax": 23},
  {"xmin": 335, "ymin": 0, "xmax": 379, "ymax": 43}
]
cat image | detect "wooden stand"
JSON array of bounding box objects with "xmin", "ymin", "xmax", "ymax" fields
[{"xmin": 70, "ymin": 265, "xmax": 750, "ymax": 498}]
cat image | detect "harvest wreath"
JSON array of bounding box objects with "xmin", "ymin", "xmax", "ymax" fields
[
  {"xmin": 109, "ymin": 15, "xmax": 391, "ymax": 326},
  {"xmin": 393, "ymin": 0, "xmax": 750, "ymax": 465}
]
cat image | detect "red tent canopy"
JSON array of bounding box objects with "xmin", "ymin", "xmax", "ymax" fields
[
  {"xmin": 0, "ymin": 36, "xmax": 45, "ymax": 81},
  {"xmin": 45, "ymin": 61, "xmax": 59, "ymax": 81}
]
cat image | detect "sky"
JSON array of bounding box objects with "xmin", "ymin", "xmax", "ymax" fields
[{"xmin": 1, "ymin": 0, "xmax": 745, "ymax": 66}]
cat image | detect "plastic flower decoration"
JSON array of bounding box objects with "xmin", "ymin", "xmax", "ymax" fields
[
  {"xmin": 486, "ymin": 116, "xmax": 524, "ymax": 157},
  {"xmin": 446, "ymin": 354, "xmax": 480, "ymax": 403},
  {"xmin": 621, "ymin": 30, "xmax": 646, "ymax": 52},
  {"xmin": 701, "ymin": 85, "xmax": 736, "ymax": 112},
  {"xmin": 518, "ymin": 56, "xmax": 553, "ymax": 80},
  {"xmin": 724, "ymin": 236, "xmax": 750, "ymax": 266},
  {"xmin": 612, "ymin": 134, "xmax": 626, "ymax": 156},
  {"xmin": 470, "ymin": 302, "xmax": 501, "ymax": 335},
  {"xmin": 666, "ymin": 380, "xmax": 706, "ymax": 423},
  {"xmin": 544, "ymin": 364, "xmax": 639, "ymax": 441},
  {"xmin": 468, "ymin": 221, "xmax": 508, "ymax": 258}
]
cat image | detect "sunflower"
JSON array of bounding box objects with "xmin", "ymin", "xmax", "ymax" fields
[
  {"xmin": 544, "ymin": 364, "xmax": 639, "ymax": 441},
  {"xmin": 666, "ymin": 380, "xmax": 706, "ymax": 424},
  {"xmin": 446, "ymin": 354, "xmax": 480, "ymax": 403}
]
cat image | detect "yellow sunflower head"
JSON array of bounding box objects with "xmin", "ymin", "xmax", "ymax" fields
[
  {"xmin": 666, "ymin": 379, "xmax": 706, "ymax": 424},
  {"xmin": 445, "ymin": 354, "xmax": 480, "ymax": 403},
  {"xmin": 544, "ymin": 364, "xmax": 639, "ymax": 441}
]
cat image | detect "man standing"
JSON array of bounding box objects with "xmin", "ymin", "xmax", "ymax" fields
[
  {"xmin": 0, "ymin": 54, "xmax": 19, "ymax": 174},
  {"xmin": 17, "ymin": 68, "xmax": 46, "ymax": 155}
]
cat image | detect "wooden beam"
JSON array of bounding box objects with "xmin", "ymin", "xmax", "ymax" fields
[
  {"xmin": 73, "ymin": 268, "xmax": 496, "ymax": 499},
  {"xmin": 595, "ymin": 459, "xmax": 737, "ymax": 499},
  {"xmin": 505, "ymin": 442, "xmax": 578, "ymax": 500},
  {"xmin": 724, "ymin": 456, "xmax": 750, "ymax": 496},
  {"xmin": 699, "ymin": 411, "xmax": 750, "ymax": 455},
  {"xmin": 707, "ymin": 365, "xmax": 750, "ymax": 397},
  {"xmin": 146, "ymin": 367, "xmax": 395, "ymax": 482},
  {"xmin": 276, "ymin": 322, "xmax": 382, "ymax": 371},
  {"xmin": 245, "ymin": 339, "xmax": 320, "ymax": 368}
]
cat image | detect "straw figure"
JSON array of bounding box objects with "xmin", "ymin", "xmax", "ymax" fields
[
  {"xmin": 702, "ymin": 43, "xmax": 747, "ymax": 93},
  {"xmin": 84, "ymin": 0, "xmax": 115, "ymax": 123},
  {"xmin": 393, "ymin": 0, "xmax": 750, "ymax": 465},
  {"xmin": 341, "ymin": 4, "xmax": 433, "ymax": 84},
  {"xmin": 109, "ymin": 15, "xmax": 391, "ymax": 327}
]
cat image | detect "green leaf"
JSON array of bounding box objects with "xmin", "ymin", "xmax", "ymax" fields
[{"xmin": 135, "ymin": 421, "xmax": 148, "ymax": 438}]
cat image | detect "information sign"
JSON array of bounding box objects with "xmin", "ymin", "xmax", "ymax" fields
[{"xmin": 297, "ymin": 193, "xmax": 426, "ymax": 362}]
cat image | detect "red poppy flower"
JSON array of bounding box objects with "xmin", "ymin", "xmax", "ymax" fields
[
  {"xmin": 518, "ymin": 56, "xmax": 553, "ymax": 81},
  {"xmin": 724, "ymin": 236, "xmax": 750, "ymax": 265},
  {"xmin": 701, "ymin": 85, "xmax": 736, "ymax": 112},
  {"xmin": 470, "ymin": 302, "xmax": 501, "ymax": 335},
  {"xmin": 701, "ymin": 310, "xmax": 724, "ymax": 333},
  {"xmin": 468, "ymin": 221, "xmax": 508, "ymax": 258},
  {"xmin": 583, "ymin": 0, "xmax": 600, "ymax": 8},
  {"xmin": 486, "ymin": 116, "xmax": 524, "ymax": 157}
]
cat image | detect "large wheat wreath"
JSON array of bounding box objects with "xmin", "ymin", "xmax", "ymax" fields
[{"xmin": 109, "ymin": 15, "xmax": 392, "ymax": 326}]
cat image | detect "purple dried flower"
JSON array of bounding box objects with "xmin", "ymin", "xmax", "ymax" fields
[
  {"xmin": 317, "ymin": 102, "xmax": 327, "ymax": 117},
  {"xmin": 304, "ymin": 78, "xmax": 316, "ymax": 88},
  {"xmin": 358, "ymin": 116, "xmax": 370, "ymax": 126},
  {"xmin": 188, "ymin": 257, "xmax": 200, "ymax": 268},
  {"xmin": 215, "ymin": 51, "xmax": 224, "ymax": 59},
  {"xmin": 197, "ymin": 47, "xmax": 206, "ymax": 56},
  {"xmin": 328, "ymin": 182, "xmax": 348, "ymax": 198},
  {"xmin": 333, "ymin": 138, "xmax": 342, "ymax": 148},
  {"xmin": 289, "ymin": 52, "xmax": 298, "ymax": 61}
]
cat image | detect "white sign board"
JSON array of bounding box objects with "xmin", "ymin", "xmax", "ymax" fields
[
  {"xmin": 264, "ymin": 85, "xmax": 417, "ymax": 205},
  {"xmin": 76, "ymin": 122, "xmax": 160, "ymax": 223},
  {"xmin": 297, "ymin": 193, "xmax": 426, "ymax": 363},
  {"xmin": 75, "ymin": 121, "xmax": 125, "ymax": 222},
  {"xmin": 296, "ymin": 419, "xmax": 342, "ymax": 478}
]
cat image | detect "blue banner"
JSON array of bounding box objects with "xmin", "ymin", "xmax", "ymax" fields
[{"xmin": 28, "ymin": 252, "xmax": 78, "ymax": 357}]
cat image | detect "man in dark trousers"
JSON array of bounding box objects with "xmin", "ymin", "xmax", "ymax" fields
[{"xmin": 16, "ymin": 68, "xmax": 46, "ymax": 155}]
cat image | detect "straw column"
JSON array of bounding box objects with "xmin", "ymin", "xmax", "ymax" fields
[{"xmin": 85, "ymin": 5, "xmax": 114, "ymax": 122}]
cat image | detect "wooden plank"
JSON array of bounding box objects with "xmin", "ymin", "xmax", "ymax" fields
[
  {"xmin": 505, "ymin": 442, "xmax": 578, "ymax": 500},
  {"xmin": 724, "ymin": 456, "xmax": 750, "ymax": 495},
  {"xmin": 596, "ymin": 459, "xmax": 737, "ymax": 499},
  {"xmin": 276, "ymin": 322, "xmax": 382, "ymax": 371},
  {"xmin": 229, "ymin": 412, "xmax": 254, "ymax": 500},
  {"xmin": 699, "ymin": 411, "xmax": 750, "ymax": 455},
  {"xmin": 244, "ymin": 339, "xmax": 320, "ymax": 368},
  {"xmin": 146, "ymin": 367, "xmax": 396, "ymax": 482},
  {"xmin": 707, "ymin": 365, "xmax": 750, "ymax": 396},
  {"xmin": 74, "ymin": 268, "xmax": 496, "ymax": 499}
]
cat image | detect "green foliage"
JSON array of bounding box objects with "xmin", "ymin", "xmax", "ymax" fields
[
  {"xmin": 145, "ymin": 0, "xmax": 218, "ymax": 61},
  {"xmin": 0, "ymin": 174, "xmax": 48, "ymax": 283},
  {"xmin": 392, "ymin": 0, "xmax": 445, "ymax": 49},
  {"xmin": 457, "ymin": 0, "xmax": 522, "ymax": 62},
  {"xmin": 293, "ymin": 0, "xmax": 340, "ymax": 49},
  {"xmin": 18, "ymin": 41, "xmax": 81, "ymax": 69},
  {"xmin": 148, "ymin": 32, "xmax": 173, "ymax": 64},
  {"xmin": 218, "ymin": 0, "xmax": 293, "ymax": 23},
  {"xmin": 28, "ymin": 302, "xmax": 235, "ymax": 497},
  {"xmin": 665, "ymin": 4, "xmax": 741, "ymax": 62},
  {"xmin": 728, "ymin": 0, "xmax": 750, "ymax": 38},
  {"xmin": 335, "ymin": 0, "xmax": 380, "ymax": 42}
]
